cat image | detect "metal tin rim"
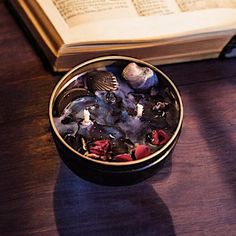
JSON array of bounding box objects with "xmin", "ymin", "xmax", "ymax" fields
[{"xmin": 49, "ymin": 55, "xmax": 183, "ymax": 166}]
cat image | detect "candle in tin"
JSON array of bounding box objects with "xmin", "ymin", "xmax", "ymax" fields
[
  {"xmin": 49, "ymin": 56, "xmax": 183, "ymax": 185},
  {"xmin": 52, "ymin": 59, "xmax": 180, "ymax": 162}
]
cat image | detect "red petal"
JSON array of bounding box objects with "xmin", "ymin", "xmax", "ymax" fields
[
  {"xmin": 151, "ymin": 130, "xmax": 159, "ymax": 145},
  {"xmin": 113, "ymin": 154, "xmax": 133, "ymax": 162},
  {"xmin": 90, "ymin": 146, "xmax": 103, "ymax": 155},
  {"xmin": 158, "ymin": 130, "xmax": 169, "ymax": 145},
  {"xmin": 135, "ymin": 144, "xmax": 151, "ymax": 159},
  {"xmin": 94, "ymin": 139, "xmax": 110, "ymax": 149},
  {"xmin": 151, "ymin": 129, "xmax": 169, "ymax": 146},
  {"xmin": 89, "ymin": 139, "xmax": 110, "ymax": 156}
]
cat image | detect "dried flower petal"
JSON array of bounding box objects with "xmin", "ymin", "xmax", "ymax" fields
[
  {"xmin": 135, "ymin": 144, "xmax": 151, "ymax": 159},
  {"xmin": 113, "ymin": 154, "xmax": 133, "ymax": 162},
  {"xmin": 88, "ymin": 139, "xmax": 111, "ymax": 159},
  {"xmin": 151, "ymin": 129, "xmax": 169, "ymax": 146}
]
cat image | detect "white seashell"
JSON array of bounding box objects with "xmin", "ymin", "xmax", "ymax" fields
[{"xmin": 122, "ymin": 62, "xmax": 157, "ymax": 89}]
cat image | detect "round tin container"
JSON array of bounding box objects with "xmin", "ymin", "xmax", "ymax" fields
[{"xmin": 49, "ymin": 56, "xmax": 183, "ymax": 185}]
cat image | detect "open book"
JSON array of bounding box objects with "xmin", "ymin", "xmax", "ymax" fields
[{"xmin": 9, "ymin": 0, "xmax": 236, "ymax": 72}]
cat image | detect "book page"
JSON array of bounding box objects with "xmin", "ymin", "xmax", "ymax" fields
[
  {"xmin": 132, "ymin": 0, "xmax": 180, "ymax": 16},
  {"xmin": 51, "ymin": 0, "xmax": 137, "ymax": 27},
  {"xmin": 176, "ymin": 0, "xmax": 236, "ymax": 11},
  {"xmin": 35, "ymin": 0, "xmax": 236, "ymax": 45},
  {"xmin": 51, "ymin": 0, "xmax": 182, "ymax": 27}
]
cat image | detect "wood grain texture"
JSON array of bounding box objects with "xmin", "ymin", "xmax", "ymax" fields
[{"xmin": 0, "ymin": 1, "xmax": 236, "ymax": 235}]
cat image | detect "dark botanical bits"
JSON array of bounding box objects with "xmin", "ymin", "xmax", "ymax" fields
[
  {"xmin": 152, "ymin": 101, "xmax": 169, "ymax": 111},
  {"xmin": 153, "ymin": 101, "xmax": 169, "ymax": 118},
  {"xmin": 61, "ymin": 115, "xmax": 74, "ymax": 124},
  {"xmin": 105, "ymin": 92, "xmax": 117, "ymax": 104},
  {"xmin": 111, "ymin": 140, "xmax": 129, "ymax": 156}
]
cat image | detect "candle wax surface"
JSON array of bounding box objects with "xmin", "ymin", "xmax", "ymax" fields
[{"xmin": 53, "ymin": 62, "xmax": 180, "ymax": 162}]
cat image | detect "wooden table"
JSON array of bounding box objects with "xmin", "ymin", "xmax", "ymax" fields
[{"xmin": 0, "ymin": 2, "xmax": 236, "ymax": 235}]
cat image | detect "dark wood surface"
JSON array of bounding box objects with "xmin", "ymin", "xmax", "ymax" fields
[{"xmin": 0, "ymin": 1, "xmax": 236, "ymax": 235}]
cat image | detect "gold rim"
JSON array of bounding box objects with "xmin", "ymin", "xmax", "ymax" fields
[{"xmin": 49, "ymin": 56, "xmax": 183, "ymax": 166}]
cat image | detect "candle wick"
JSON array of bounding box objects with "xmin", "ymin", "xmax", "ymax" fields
[
  {"xmin": 136, "ymin": 103, "xmax": 143, "ymax": 117},
  {"xmin": 82, "ymin": 109, "xmax": 93, "ymax": 126}
]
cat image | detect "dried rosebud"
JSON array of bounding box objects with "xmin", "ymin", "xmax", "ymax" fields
[
  {"xmin": 135, "ymin": 144, "xmax": 151, "ymax": 160},
  {"xmin": 88, "ymin": 139, "xmax": 111, "ymax": 160},
  {"xmin": 113, "ymin": 154, "xmax": 133, "ymax": 162},
  {"xmin": 151, "ymin": 129, "xmax": 169, "ymax": 146}
]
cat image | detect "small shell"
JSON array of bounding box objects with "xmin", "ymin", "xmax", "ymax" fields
[
  {"xmin": 122, "ymin": 62, "xmax": 158, "ymax": 90},
  {"xmin": 85, "ymin": 71, "xmax": 119, "ymax": 93}
]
